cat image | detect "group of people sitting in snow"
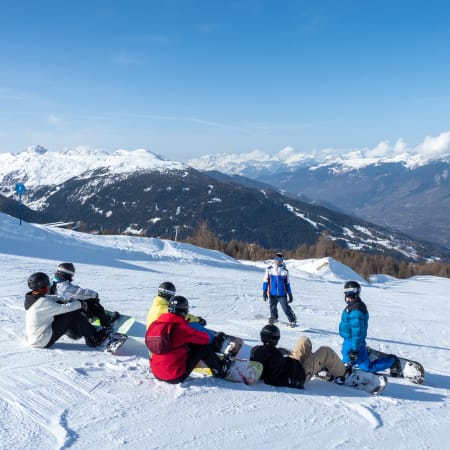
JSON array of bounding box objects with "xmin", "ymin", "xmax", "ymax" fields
[{"xmin": 24, "ymin": 252, "xmax": 400, "ymax": 389}]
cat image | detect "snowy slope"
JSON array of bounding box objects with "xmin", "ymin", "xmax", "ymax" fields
[{"xmin": 1, "ymin": 212, "xmax": 449, "ymax": 450}]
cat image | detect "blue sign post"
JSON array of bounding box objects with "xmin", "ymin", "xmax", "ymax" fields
[{"xmin": 15, "ymin": 183, "xmax": 26, "ymax": 225}]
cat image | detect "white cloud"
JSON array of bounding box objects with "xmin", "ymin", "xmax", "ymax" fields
[
  {"xmin": 48, "ymin": 114, "xmax": 62, "ymax": 124},
  {"xmin": 420, "ymin": 131, "xmax": 450, "ymax": 158}
]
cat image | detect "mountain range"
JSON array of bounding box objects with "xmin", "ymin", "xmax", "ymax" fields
[
  {"xmin": 0, "ymin": 145, "xmax": 449, "ymax": 261},
  {"xmin": 189, "ymin": 146, "xmax": 450, "ymax": 250}
]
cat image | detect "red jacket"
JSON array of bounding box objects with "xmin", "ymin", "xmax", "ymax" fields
[{"xmin": 148, "ymin": 312, "xmax": 210, "ymax": 381}]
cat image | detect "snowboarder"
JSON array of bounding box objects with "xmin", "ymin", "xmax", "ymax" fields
[
  {"xmin": 50, "ymin": 262, "xmax": 118, "ymax": 329},
  {"xmin": 262, "ymin": 253, "xmax": 297, "ymax": 327},
  {"xmin": 147, "ymin": 295, "xmax": 231, "ymax": 383},
  {"xmin": 146, "ymin": 281, "xmax": 207, "ymax": 330},
  {"xmin": 24, "ymin": 272, "xmax": 109, "ymax": 348},
  {"xmin": 339, "ymin": 280, "xmax": 400, "ymax": 374},
  {"xmin": 250, "ymin": 324, "xmax": 351, "ymax": 389}
]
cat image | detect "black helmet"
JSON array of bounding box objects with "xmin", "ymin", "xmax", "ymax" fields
[
  {"xmin": 28, "ymin": 272, "xmax": 50, "ymax": 291},
  {"xmin": 260, "ymin": 324, "xmax": 280, "ymax": 346},
  {"xmin": 344, "ymin": 280, "xmax": 361, "ymax": 298},
  {"xmin": 274, "ymin": 252, "xmax": 284, "ymax": 264},
  {"xmin": 168, "ymin": 295, "xmax": 189, "ymax": 317},
  {"xmin": 158, "ymin": 281, "xmax": 176, "ymax": 299},
  {"xmin": 55, "ymin": 262, "xmax": 75, "ymax": 281}
]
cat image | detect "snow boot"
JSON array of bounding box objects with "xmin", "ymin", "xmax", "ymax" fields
[
  {"xmin": 86, "ymin": 327, "xmax": 110, "ymax": 347},
  {"xmin": 389, "ymin": 356, "xmax": 403, "ymax": 377}
]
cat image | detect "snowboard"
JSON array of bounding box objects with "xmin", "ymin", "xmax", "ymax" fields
[
  {"xmin": 91, "ymin": 311, "xmax": 136, "ymax": 354},
  {"xmin": 212, "ymin": 331, "xmax": 243, "ymax": 357},
  {"xmin": 254, "ymin": 314, "xmax": 306, "ymax": 330},
  {"xmin": 315, "ymin": 368, "xmax": 387, "ymax": 395},
  {"xmin": 195, "ymin": 358, "xmax": 264, "ymax": 386},
  {"xmin": 367, "ymin": 346, "xmax": 425, "ymax": 384}
]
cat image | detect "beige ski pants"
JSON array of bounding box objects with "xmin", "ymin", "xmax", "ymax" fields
[{"xmin": 290, "ymin": 336, "xmax": 346, "ymax": 383}]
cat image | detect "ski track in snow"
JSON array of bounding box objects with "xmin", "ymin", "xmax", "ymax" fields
[{"xmin": 1, "ymin": 213, "xmax": 450, "ymax": 449}]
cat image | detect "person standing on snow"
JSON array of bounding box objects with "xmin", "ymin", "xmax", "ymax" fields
[
  {"xmin": 262, "ymin": 253, "xmax": 297, "ymax": 327},
  {"xmin": 146, "ymin": 295, "xmax": 231, "ymax": 383},
  {"xmin": 25, "ymin": 272, "xmax": 109, "ymax": 348},
  {"xmin": 339, "ymin": 280, "xmax": 400, "ymax": 373},
  {"xmin": 250, "ymin": 324, "xmax": 351, "ymax": 389},
  {"xmin": 145, "ymin": 281, "xmax": 207, "ymax": 330},
  {"xmin": 50, "ymin": 262, "xmax": 118, "ymax": 329}
]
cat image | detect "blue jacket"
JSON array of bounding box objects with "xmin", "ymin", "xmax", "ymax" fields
[
  {"xmin": 339, "ymin": 297, "xmax": 368, "ymax": 351},
  {"xmin": 262, "ymin": 264, "xmax": 292, "ymax": 297}
]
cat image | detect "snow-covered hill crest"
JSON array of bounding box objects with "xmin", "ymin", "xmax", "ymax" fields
[{"xmin": 1, "ymin": 211, "xmax": 450, "ymax": 449}]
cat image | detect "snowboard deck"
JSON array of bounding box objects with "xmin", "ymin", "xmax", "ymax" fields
[
  {"xmin": 213, "ymin": 331, "xmax": 243, "ymax": 357},
  {"xmin": 367, "ymin": 346, "xmax": 425, "ymax": 384},
  {"xmin": 254, "ymin": 314, "xmax": 307, "ymax": 331},
  {"xmin": 104, "ymin": 315, "xmax": 135, "ymax": 354},
  {"xmin": 315, "ymin": 368, "xmax": 387, "ymax": 395},
  {"xmin": 195, "ymin": 358, "xmax": 263, "ymax": 386}
]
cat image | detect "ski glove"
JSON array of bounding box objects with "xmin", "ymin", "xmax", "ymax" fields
[
  {"xmin": 263, "ymin": 292, "xmax": 268, "ymax": 302},
  {"xmin": 197, "ymin": 316, "xmax": 207, "ymax": 326},
  {"xmin": 348, "ymin": 349, "xmax": 359, "ymax": 362},
  {"xmin": 288, "ymin": 293, "xmax": 293, "ymax": 303}
]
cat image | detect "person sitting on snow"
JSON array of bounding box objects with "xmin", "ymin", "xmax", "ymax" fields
[
  {"xmin": 251, "ymin": 324, "xmax": 351, "ymax": 389},
  {"xmin": 146, "ymin": 295, "xmax": 230, "ymax": 384},
  {"xmin": 25, "ymin": 272, "xmax": 108, "ymax": 348},
  {"xmin": 146, "ymin": 281, "xmax": 207, "ymax": 330},
  {"xmin": 339, "ymin": 280, "xmax": 400, "ymax": 374},
  {"xmin": 50, "ymin": 262, "xmax": 118, "ymax": 329}
]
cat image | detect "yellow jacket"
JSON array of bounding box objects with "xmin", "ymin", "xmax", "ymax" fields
[{"xmin": 145, "ymin": 295, "xmax": 202, "ymax": 329}]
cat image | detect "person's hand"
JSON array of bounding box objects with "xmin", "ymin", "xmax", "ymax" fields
[
  {"xmin": 197, "ymin": 316, "xmax": 207, "ymax": 326},
  {"xmin": 348, "ymin": 349, "xmax": 359, "ymax": 362},
  {"xmin": 263, "ymin": 292, "xmax": 268, "ymax": 302},
  {"xmin": 288, "ymin": 293, "xmax": 293, "ymax": 303}
]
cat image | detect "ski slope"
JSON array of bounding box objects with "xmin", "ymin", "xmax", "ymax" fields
[{"xmin": 0, "ymin": 212, "xmax": 449, "ymax": 450}]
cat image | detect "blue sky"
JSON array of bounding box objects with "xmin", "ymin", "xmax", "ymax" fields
[{"xmin": 1, "ymin": 0, "xmax": 449, "ymax": 161}]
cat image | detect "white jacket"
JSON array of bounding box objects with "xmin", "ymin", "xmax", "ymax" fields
[
  {"xmin": 55, "ymin": 280, "xmax": 98, "ymax": 301},
  {"xmin": 24, "ymin": 294, "xmax": 82, "ymax": 348}
]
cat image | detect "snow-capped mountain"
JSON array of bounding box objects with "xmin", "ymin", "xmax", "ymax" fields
[
  {"xmin": 188, "ymin": 132, "xmax": 450, "ymax": 176},
  {"xmin": 188, "ymin": 134, "xmax": 450, "ymax": 250},
  {"xmin": 1, "ymin": 145, "xmax": 449, "ymax": 260}
]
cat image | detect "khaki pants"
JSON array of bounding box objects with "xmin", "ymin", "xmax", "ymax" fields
[{"xmin": 289, "ymin": 336, "xmax": 346, "ymax": 383}]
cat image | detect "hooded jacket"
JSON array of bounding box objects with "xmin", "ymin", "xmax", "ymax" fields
[
  {"xmin": 148, "ymin": 312, "xmax": 211, "ymax": 381},
  {"xmin": 339, "ymin": 297, "xmax": 369, "ymax": 351},
  {"xmin": 24, "ymin": 291, "xmax": 82, "ymax": 348}
]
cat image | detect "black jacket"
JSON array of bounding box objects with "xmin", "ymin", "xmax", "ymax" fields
[{"xmin": 250, "ymin": 344, "xmax": 305, "ymax": 388}]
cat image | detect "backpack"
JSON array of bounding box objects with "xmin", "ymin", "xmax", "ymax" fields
[{"xmin": 145, "ymin": 321, "xmax": 174, "ymax": 354}]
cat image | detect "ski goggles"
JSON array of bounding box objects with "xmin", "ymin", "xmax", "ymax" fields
[
  {"xmin": 344, "ymin": 288, "xmax": 359, "ymax": 297},
  {"xmin": 274, "ymin": 256, "xmax": 283, "ymax": 262}
]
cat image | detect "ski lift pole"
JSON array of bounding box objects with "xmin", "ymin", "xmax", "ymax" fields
[{"xmin": 15, "ymin": 183, "xmax": 26, "ymax": 225}]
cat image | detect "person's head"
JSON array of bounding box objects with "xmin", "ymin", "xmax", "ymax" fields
[
  {"xmin": 274, "ymin": 252, "xmax": 284, "ymax": 266},
  {"xmin": 158, "ymin": 281, "xmax": 176, "ymax": 300},
  {"xmin": 167, "ymin": 295, "xmax": 189, "ymax": 318},
  {"xmin": 344, "ymin": 280, "xmax": 361, "ymax": 303},
  {"xmin": 260, "ymin": 324, "xmax": 281, "ymax": 347},
  {"xmin": 55, "ymin": 262, "xmax": 75, "ymax": 282},
  {"xmin": 28, "ymin": 272, "xmax": 50, "ymax": 294}
]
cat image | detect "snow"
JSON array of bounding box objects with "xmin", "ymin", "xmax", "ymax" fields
[
  {"xmin": 0, "ymin": 146, "xmax": 186, "ymax": 194},
  {"xmin": 1, "ymin": 212, "xmax": 449, "ymax": 449}
]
